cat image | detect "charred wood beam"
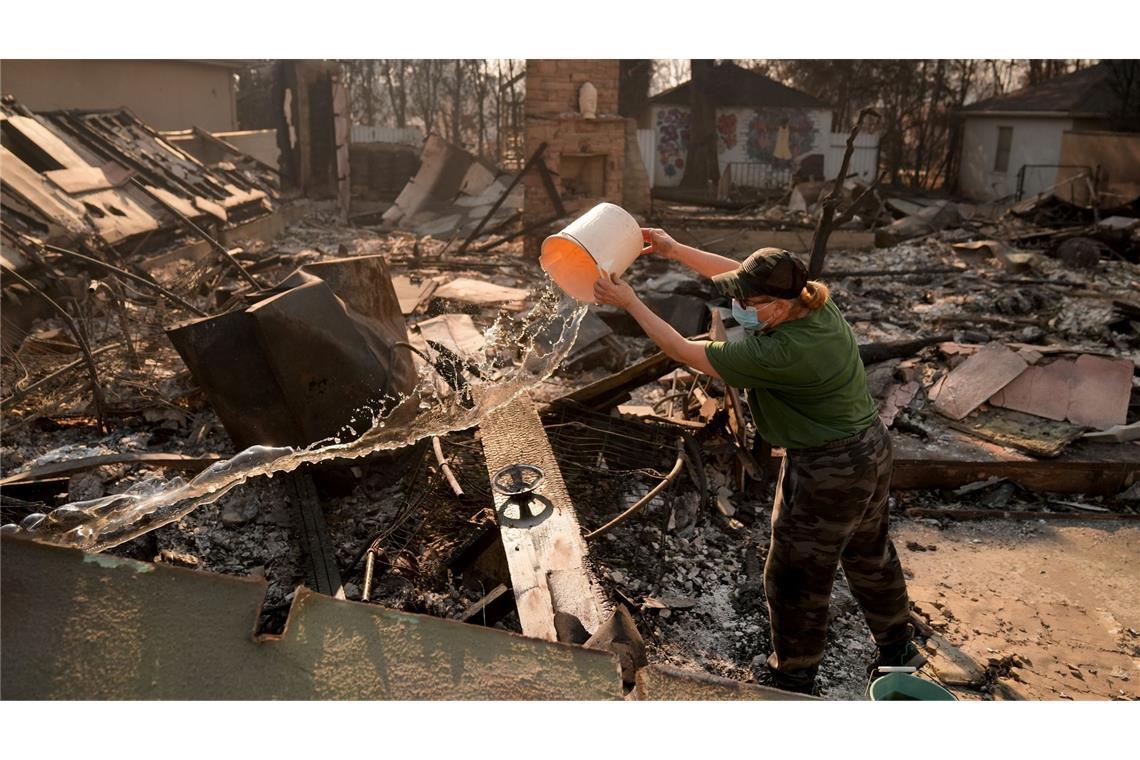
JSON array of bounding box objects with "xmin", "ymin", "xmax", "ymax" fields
[
  {"xmin": 458, "ymin": 583, "xmax": 515, "ymax": 627},
  {"xmin": 284, "ymin": 471, "xmax": 344, "ymax": 599},
  {"xmin": 831, "ymin": 170, "xmax": 887, "ymax": 229},
  {"xmin": 459, "ymin": 143, "xmax": 548, "ymax": 252},
  {"xmin": 549, "ymin": 351, "xmax": 681, "ymax": 412},
  {"xmin": 859, "ymin": 335, "xmax": 952, "ymax": 365},
  {"xmin": 475, "ymin": 214, "xmax": 562, "ymax": 253},
  {"xmin": 536, "ymin": 158, "xmax": 566, "ymax": 218}
]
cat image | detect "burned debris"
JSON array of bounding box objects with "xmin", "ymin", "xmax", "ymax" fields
[{"xmin": 2, "ymin": 58, "xmax": 1139, "ymax": 703}]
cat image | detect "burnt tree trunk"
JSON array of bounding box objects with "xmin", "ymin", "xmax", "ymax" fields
[
  {"xmin": 450, "ymin": 59, "xmax": 464, "ymax": 145},
  {"xmin": 618, "ymin": 59, "xmax": 652, "ymax": 118},
  {"xmin": 808, "ymin": 108, "xmax": 879, "ymax": 280},
  {"xmin": 679, "ymin": 59, "xmax": 720, "ymax": 192}
]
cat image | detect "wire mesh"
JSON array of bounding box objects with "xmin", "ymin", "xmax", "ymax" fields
[{"xmin": 542, "ymin": 405, "xmax": 697, "ymax": 533}]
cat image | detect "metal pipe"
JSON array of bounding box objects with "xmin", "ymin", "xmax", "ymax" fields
[
  {"xmin": 2, "ymin": 268, "xmax": 108, "ymax": 428},
  {"xmin": 1, "ymin": 342, "xmax": 122, "ymax": 410},
  {"xmin": 432, "ymin": 436, "xmax": 464, "ymax": 497},
  {"xmin": 361, "ymin": 550, "xmax": 376, "ymax": 601},
  {"xmin": 584, "ymin": 439, "xmax": 686, "ymax": 541}
]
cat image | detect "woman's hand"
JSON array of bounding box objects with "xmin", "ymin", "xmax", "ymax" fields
[
  {"xmin": 640, "ymin": 227, "xmax": 678, "ymax": 260},
  {"xmin": 593, "ymin": 271, "xmax": 638, "ymax": 309}
]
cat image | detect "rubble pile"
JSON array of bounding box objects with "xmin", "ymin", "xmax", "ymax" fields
[{"xmin": 3, "ymin": 102, "xmax": 1138, "ymax": 699}]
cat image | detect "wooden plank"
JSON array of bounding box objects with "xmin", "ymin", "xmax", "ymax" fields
[
  {"xmin": 458, "ymin": 583, "xmax": 516, "ymax": 627},
  {"xmin": 551, "ymin": 351, "xmax": 679, "ymax": 410},
  {"xmin": 4, "ymin": 115, "xmax": 89, "ymax": 169},
  {"xmin": 905, "ymin": 508, "xmax": 1140, "ymax": 522},
  {"xmin": 477, "ymin": 393, "xmax": 606, "ymax": 641},
  {"xmin": 284, "ymin": 471, "xmax": 345, "ymax": 600},
  {"xmin": 762, "ymin": 434, "xmax": 1139, "ymax": 495},
  {"xmin": 0, "ymin": 452, "xmax": 223, "ymax": 487},
  {"xmin": 0, "ymin": 146, "xmax": 90, "ymax": 234},
  {"xmin": 933, "ymin": 343, "xmax": 1028, "ymax": 421},
  {"xmin": 946, "ymin": 407, "xmax": 1087, "ymax": 459},
  {"xmin": 43, "ymin": 164, "xmax": 130, "ymax": 194}
]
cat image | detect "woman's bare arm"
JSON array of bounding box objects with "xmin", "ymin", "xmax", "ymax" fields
[
  {"xmin": 642, "ymin": 227, "xmax": 741, "ymax": 279},
  {"xmin": 668, "ymin": 243, "xmax": 742, "ymax": 278},
  {"xmin": 626, "ymin": 299, "xmax": 720, "ymax": 378},
  {"xmin": 594, "ymin": 272, "xmax": 720, "ymax": 379}
]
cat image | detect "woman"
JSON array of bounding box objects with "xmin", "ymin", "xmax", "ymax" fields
[{"xmin": 593, "ymin": 229, "xmax": 922, "ymax": 695}]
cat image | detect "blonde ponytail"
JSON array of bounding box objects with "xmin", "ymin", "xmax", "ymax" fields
[{"xmin": 799, "ymin": 281, "xmax": 830, "ymax": 310}]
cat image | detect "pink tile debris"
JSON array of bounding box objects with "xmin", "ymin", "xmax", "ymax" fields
[
  {"xmin": 990, "ymin": 360, "xmax": 1075, "ymax": 421},
  {"xmin": 1067, "ymin": 355, "xmax": 1133, "ymax": 429},
  {"xmin": 933, "ymin": 343, "xmax": 1029, "ymax": 421},
  {"xmin": 990, "ymin": 354, "xmax": 1133, "ymax": 430}
]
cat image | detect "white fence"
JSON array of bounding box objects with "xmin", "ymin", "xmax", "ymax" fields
[
  {"xmin": 350, "ymin": 125, "xmax": 424, "ymax": 147},
  {"xmin": 637, "ymin": 128, "xmax": 656, "ymax": 189},
  {"xmin": 824, "ymin": 132, "xmax": 880, "ymax": 182}
]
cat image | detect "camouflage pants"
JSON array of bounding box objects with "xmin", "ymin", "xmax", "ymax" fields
[{"xmin": 764, "ymin": 418, "xmax": 911, "ymax": 679}]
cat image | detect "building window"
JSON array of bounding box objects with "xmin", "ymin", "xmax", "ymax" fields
[{"xmin": 994, "ymin": 126, "xmax": 1013, "ymax": 173}]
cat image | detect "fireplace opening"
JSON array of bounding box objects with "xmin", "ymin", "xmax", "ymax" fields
[{"xmin": 560, "ymin": 153, "xmax": 607, "ymax": 200}]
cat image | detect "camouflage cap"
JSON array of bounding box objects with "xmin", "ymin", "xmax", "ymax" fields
[{"xmin": 711, "ymin": 248, "xmax": 808, "ymax": 301}]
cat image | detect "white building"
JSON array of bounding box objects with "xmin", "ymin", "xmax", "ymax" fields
[
  {"xmin": 643, "ymin": 63, "xmax": 832, "ymax": 190},
  {"xmin": 639, "ymin": 62, "xmax": 879, "ymax": 192},
  {"xmin": 956, "ymin": 64, "xmax": 1120, "ymax": 202}
]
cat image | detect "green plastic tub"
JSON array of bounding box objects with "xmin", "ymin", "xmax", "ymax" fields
[{"xmin": 868, "ymin": 672, "xmax": 957, "ymax": 701}]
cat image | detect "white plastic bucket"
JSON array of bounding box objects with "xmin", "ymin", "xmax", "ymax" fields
[{"xmin": 540, "ymin": 202, "xmax": 642, "ymax": 303}]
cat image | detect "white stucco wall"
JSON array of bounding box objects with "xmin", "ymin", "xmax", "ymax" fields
[
  {"xmin": 649, "ymin": 104, "xmax": 832, "ymax": 188},
  {"xmin": 958, "ymin": 116, "xmax": 1075, "ymax": 201},
  {"xmin": 1, "ymin": 60, "xmax": 239, "ymax": 132}
]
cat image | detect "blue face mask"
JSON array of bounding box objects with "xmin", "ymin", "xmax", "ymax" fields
[{"xmin": 731, "ymin": 299, "xmax": 766, "ymax": 332}]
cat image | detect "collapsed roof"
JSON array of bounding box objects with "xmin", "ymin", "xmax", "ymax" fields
[{"xmin": 0, "ymin": 99, "xmax": 276, "ymax": 257}]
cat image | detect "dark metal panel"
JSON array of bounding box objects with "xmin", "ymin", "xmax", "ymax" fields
[{"xmin": 0, "ymin": 535, "xmax": 624, "ymax": 700}]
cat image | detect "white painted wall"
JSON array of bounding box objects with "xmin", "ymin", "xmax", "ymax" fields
[
  {"xmin": 215, "ymin": 130, "xmax": 280, "ymax": 170},
  {"xmin": 1, "ymin": 60, "xmax": 239, "ymax": 132},
  {"xmin": 637, "ymin": 129, "xmax": 656, "ymax": 189},
  {"xmin": 350, "ymin": 125, "xmax": 424, "ymax": 146},
  {"xmin": 648, "ymin": 104, "xmax": 833, "ymax": 189},
  {"xmin": 823, "ymin": 131, "xmax": 880, "ymax": 182},
  {"xmin": 958, "ymin": 116, "xmax": 1074, "ymax": 201}
]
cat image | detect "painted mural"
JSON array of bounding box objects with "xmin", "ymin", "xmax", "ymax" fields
[
  {"xmin": 745, "ymin": 108, "xmax": 818, "ymax": 167},
  {"xmin": 655, "ymin": 107, "xmax": 691, "ymax": 179},
  {"xmin": 717, "ymin": 112, "xmax": 738, "ymax": 151}
]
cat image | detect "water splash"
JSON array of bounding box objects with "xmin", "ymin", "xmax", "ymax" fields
[{"xmin": 11, "ymin": 281, "xmax": 587, "ymax": 552}]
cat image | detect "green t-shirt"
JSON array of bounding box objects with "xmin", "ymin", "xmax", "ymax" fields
[{"xmin": 704, "ymin": 299, "xmax": 877, "ymax": 450}]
